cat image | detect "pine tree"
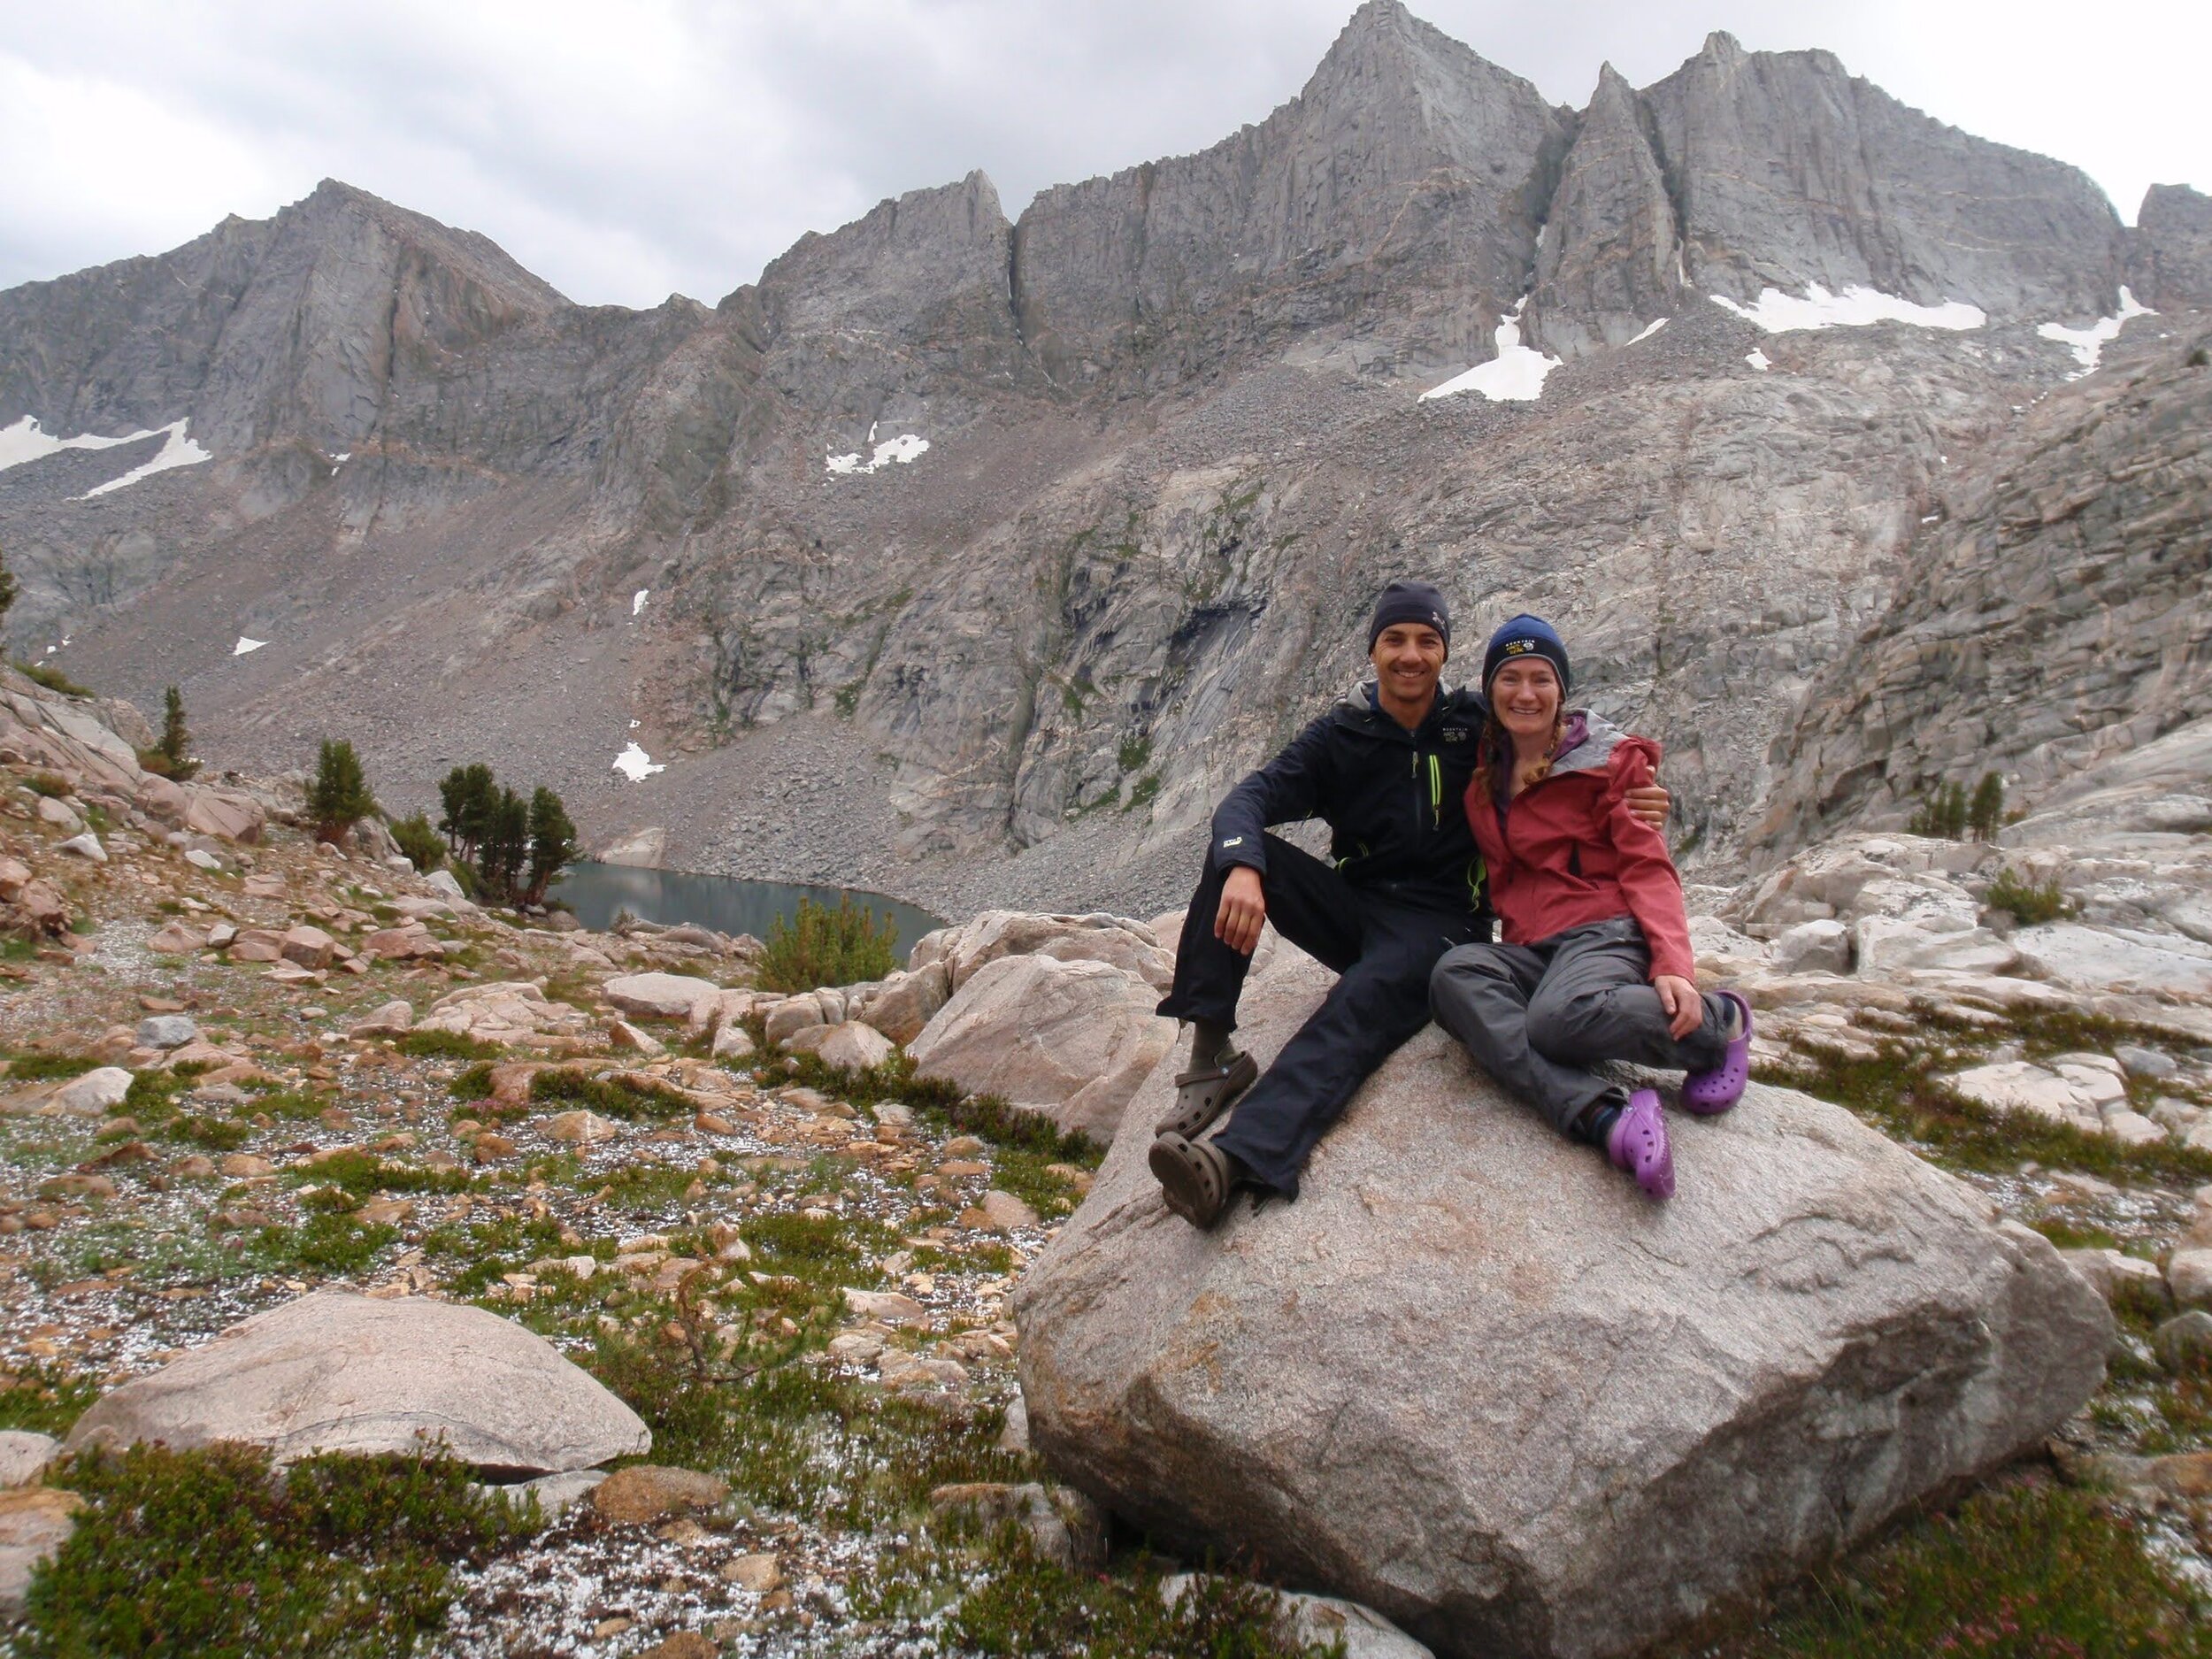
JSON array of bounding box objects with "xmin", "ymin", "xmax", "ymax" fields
[
  {"xmin": 480, "ymin": 787, "xmax": 531, "ymax": 900},
  {"xmin": 437, "ymin": 764, "xmax": 496, "ymax": 861},
  {"xmin": 155, "ymin": 687, "xmax": 200, "ymax": 781},
  {"xmin": 305, "ymin": 740, "xmax": 377, "ymax": 842},
  {"xmin": 0, "ymin": 540, "xmax": 16, "ymax": 635},
  {"xmin": 524, "ymin": 787, "xmax": 578, "ymax": 904},
  {"xmin": 1969, "ymin": 772, "xmax": 2005, "ymax": 842}
]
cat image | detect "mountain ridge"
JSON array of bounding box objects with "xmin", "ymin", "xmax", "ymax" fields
[{"xmin": 0, "ymin": 6, "xmax": 2203, "ymax": 918}]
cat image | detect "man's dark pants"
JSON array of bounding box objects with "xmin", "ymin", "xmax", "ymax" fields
[{"xmin": 1156, "ymin": 833, "xmax": 1484, "ymax": 1198}]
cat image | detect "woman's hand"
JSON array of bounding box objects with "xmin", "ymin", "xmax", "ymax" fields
[
  {"xmin": 1654, "ymin": 974, "xmax": 1703, "ymax": 1040},
  {"xmin": 1215, "ymin": 866, "xmax": 1267, "ymax": 955}
]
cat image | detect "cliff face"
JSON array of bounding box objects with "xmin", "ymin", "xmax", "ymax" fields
[
  {"xmin": 2134, "ymin": 184, "xmax": 2212, "ymax": 311},
  {"xmin": 1753, "ymin": 320, "xmax": 2212, "ymax": 857},
  {"xmin": 0, "ymin": 5, "xmax": 2199, "ymax": 914},
  {"xmin": 1636, "ymin": 32, "xmax": 2124, "ymax": 319},
  {"xmin": 1010, "ymin": 0, "xmax": 1571, "ymax": 384}
]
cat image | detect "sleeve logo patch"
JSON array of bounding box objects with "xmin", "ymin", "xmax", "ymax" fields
[{"xmin": 1221, "ymin": 836, "xmax": 1244, "ymax": 848}]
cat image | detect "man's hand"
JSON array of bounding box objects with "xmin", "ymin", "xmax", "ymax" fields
[
  {"xmin": 1626, "ymin": 782, "xmax": 1670, "ymax": 829},
  {"xmin": 1654, "ymin": 974, "xmax": 1703, "ymax": 1040},
  {"xmin": 1215, "ymin": 865, "xmax": 1267, "ymax": 955}
]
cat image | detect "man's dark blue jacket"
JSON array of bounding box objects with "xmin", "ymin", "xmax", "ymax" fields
[{"xmin": 1209, "ymin": 681, "xmax": 1491, "ymax": 917}]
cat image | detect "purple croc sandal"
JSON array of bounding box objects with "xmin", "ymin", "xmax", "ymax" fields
[
  {"xmin": 1607, "ymin": 1088, "xmax": 1675, "ymax": 1200},
  {"xmin": 1681, "ymin": 990, "xmax": 1753, "ymax": 1116}
]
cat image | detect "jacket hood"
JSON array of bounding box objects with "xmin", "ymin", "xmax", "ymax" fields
[{"xmin": 1547, "ymin": 710, "xmax": 1632, "ymax": 776}]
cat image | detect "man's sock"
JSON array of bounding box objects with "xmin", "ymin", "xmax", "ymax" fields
[
  {"xmin": 1582, "ymin": 1102, "xmax": 1623, "ymax": 1151},
  {"xmin": 1188, "ymin": 1019, "xmax": 1237, "ymax": 1071}
]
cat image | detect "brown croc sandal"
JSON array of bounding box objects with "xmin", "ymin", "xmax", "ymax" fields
[
  {"xmin": 1155, "ymin": 1049, "xmax": 1258, "ymax": 1141},
  {"xmin": 1149, "ymin": 1133, "xmax": 1237, "ymax": 1229}
]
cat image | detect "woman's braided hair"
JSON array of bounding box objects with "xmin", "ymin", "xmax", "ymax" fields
[{"xmin": 1472, "ymin": 707, "xmax": 1568, "ymax": 803}]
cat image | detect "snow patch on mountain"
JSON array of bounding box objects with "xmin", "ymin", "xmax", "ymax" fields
[
  {"xmin": 632, "ymin": 589, "xmax": 649, "ymax": 618},
  {"xmin": 1627, "ymin": 318, "xmax": 1668, "ymax": 344},
  {"xmin": 826, "ymin": 427, "xmax": 930, "ymax": 476},
  {"xmin": 0, "ymin": 415, "xmax": 176, "ymax": 474},
  {"xmin": 233, "ymin": 637, "xmax": 267, "ymax": 656},
  {"xmin": 2037, "ymin": 287, "xmax": 2154, "ymax": 375},
  {"xmin": 79, "ymin": 421, "xmax": 212, "ymax": 498},
  {"xmin": 613, "ymin": 742, "xmax": 664, "ymax": 781},
  {"xmin": 1420, "ymin": 298, "xmax": 1561, "ymax": 403},
  {"xmin": 1711, "ymin": 286, "xmax": 1985, "ymax": 334}
]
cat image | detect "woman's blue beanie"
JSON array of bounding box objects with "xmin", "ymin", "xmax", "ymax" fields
[{"xmin": 1482, "ymin": 614, "xmax": 1571, "ymax": 695}]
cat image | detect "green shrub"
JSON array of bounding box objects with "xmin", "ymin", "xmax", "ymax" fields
[
  {"xmin": 17, "ymin": 662, "xmax": 90, "ymax": 697},
  {"xmin": 527, "ymin": 1068, "xmax": 690, "ymax": 1120},
  {"xmin": 396, "ymin": 1030, "xmax": 498, "ymax": 1063},
  {"xmin": 1673, "ymin": 1481, "xmax": 2211, "ymax": 1658},
  {"xmin": 304, "ymin": 739, "xmax": 376, "ymax": 843},
  {"xmin": 388, "ymin": 812, "xmax": 444, "ymax": 874},
  {"xmin": 2, "ymin": 1053, "xmax": 98, "ymax": 1083},
  {"xmin": 0, "ymin": 1361, "xmax": 102, "ymax": 1437},
  {"xmin": 756, "ymin": 895, "xmax": 900, "ymax": 993},
  {"xmin": 449, "ymin": 1062, "xmax": 495, "ymax": 1102},
  {"xmin": 1985, "ymin": 866, "xmax": 2073, "ymax": 926},
  {"xmin": 27, "ymin": 1442, "xmax": 535, "ymax": 1658},
  {"xmin": 22, "ymin": 772, "xmax": 71, "ymax": 799}
]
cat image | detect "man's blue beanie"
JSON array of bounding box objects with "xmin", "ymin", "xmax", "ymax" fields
[
  {"xmin": 1368, "ymin": 580, "xmax": 1452, "ymax": 656},
  {"xmin": 1482, "ymin": 614, "xmax": 1571, "ymax": 696}
]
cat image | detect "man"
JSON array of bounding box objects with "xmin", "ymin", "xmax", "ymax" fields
[{"xmin": 1148, "ymin": 581, "xmax": 1670, "ymax": 1228}]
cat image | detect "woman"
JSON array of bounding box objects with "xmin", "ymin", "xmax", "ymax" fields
[{"xmin": 1427, "ymin": 615, "xmax": 1752, "ymax": 1199}]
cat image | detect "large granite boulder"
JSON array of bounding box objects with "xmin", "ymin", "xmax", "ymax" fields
[
  {"xmin": 64, "ymin": 1291, "xmax": 649, "ymax": 1474},
  {"xmin": 911, "ymin": 910, "xmax": 1176, "ymax": 994},
  {"xmin": 1013, "ymin": 950, "xmax": 2111, "ymax": 1659},
  {"xmin": 908, "ymin": 954, "xmax": 1177, "ymax": 1145}
]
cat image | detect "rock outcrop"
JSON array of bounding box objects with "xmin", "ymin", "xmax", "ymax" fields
[
  {"xmin": 1755, "ymin": 319, "xmax": 2211, "ymax": 855},
  {"xmin": 2131, "ymin": 184, "xmax": 2212, "ymax": 310},
  {"xmin": 1013, "ymin": 950, "xmax": 2111, "ymax": 1658},
  {"xmin": 64, "ymin": 1290, "xmax": 650, "ymax": 1474},
  {"xmin": 908, "ymin": 953, "xmax": 1175, "ymax": 1143},
  {"xmin": 1637, "ymin": 32, "xmax": 2123, "ymax": 318}
]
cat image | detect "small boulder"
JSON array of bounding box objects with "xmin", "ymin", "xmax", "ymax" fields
[
  {"xmin": 930, "ymin": 1481, "xmax": 1107, "ymax": 1571},
  {"xmin": 546, "ymin": 1110, "xmax": 620, "ymax": 1145},
  {"xmin": 349, "ymin": 1001, "xmax": 415, "ymax": 1039},
  {"xmin": 2154, "ymin": 1310, "xmax": 2212, "ymax": 1371},
  {"xmin": 134, "ymin": 1015, "xmax": 199, "ymax": 1050},
  {"xmin": 588, "ymin": 1464, "xmax": 730, "ymax": 1525},
  {"xmin": 842, "ymin": 1288, "xmax": 928, "ymax": 1327},
  {"xmin": 0, "ymin": 1487, "xmax": 84, "ymax": 1615},
  {"xmin": 607, "ymin": 1018, "xmax": 665, "ymax": 1057},
  {"xmin": 1770, "ymin": 918, "xmax": 1851, "ymax": 975},
  {"xmin": 146, "ymin": 921, "xmax": 208, "ymax": 956},
  {"xmin": 57, "ymin": 833, "xmax": 105, "ymax": 863},
  {"xmin": 1163, "ymin": 1577, "xmax": 1434, "ymax": 1659},
  {"xmin": 858, "ymin": 963, "xmax": 951, "ymax": 1045},
  {"xmin": 979, "ymin": 1189, "xmax": 1041, "ymax": 1232},
  {"xmin": 763, "ymin": 995, "xmax": 830, "ymax": 1047},
  {"xmin": 280, "ymin": 926, "xmax": 337, "ymax": 969},
  {"xmin": 63, "ymin": 1290, "xmax": 649, "ymax": 1472},
  {"xmin": 908, "ymin": 954, "xmax": 1175, "ymax": 1144},
  {"xmin": 710, "ymin": 1024, "xmax": 755, "ymax": 1062},
  {"xmin": 0, "ymin": 1432, "xmax": 58, "ymax": 1488},
  {"xmin": 721, "ymin": 1552, "xmax": 782, "ymax": 1592},
  {"xmin": 2169, "ymin": 1248, "xmax": 2212, "ymax": 1310},
  {"xmin": 603, "ymin": 972, "xmax": 722, "ymax": 1022},
  {"xmin": 50, "ymin": 1067, "xmax": 133, "ymax": 1117},
  {"xmin": 2061, "ymin": 1248, "xmax": 2167, "ymax": 1305},
  {"xmin": 815, "ymin": 1020, "xmax": 895, "ymax": 1072}
]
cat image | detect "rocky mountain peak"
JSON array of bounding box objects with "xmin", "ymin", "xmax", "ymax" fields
[
  {"xmin": 2134, "ymin": 183, "xmax": 2212, "ymax": 309},
  {"xmin": 1640, "ymin": 37, "xmax": 2122, "ymax": 317}
]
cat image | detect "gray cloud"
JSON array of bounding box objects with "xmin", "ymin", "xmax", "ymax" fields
[{"xmin": 2, "ymin": 0, "xmax": 2204, "ymax": 309}]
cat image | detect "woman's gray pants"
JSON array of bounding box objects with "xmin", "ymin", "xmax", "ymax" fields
[{"xmin": 1428, "ymin": 918, "xmax": 1734, "ymax": 1141}]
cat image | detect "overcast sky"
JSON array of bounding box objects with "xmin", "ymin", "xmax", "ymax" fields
[{"xmin": 4, "ymin": 0, "xmax": 2206, "ymax": 310}]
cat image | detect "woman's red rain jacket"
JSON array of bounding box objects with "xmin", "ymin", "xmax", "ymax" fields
[{"xmin": 1463, "ymin": 712, "xmax": 1696, "ymax": 981}]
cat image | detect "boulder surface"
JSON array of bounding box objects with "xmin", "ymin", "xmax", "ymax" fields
[
  {"xmin": 63, "ymin": 1290, "xmax": 649, "ymax": 1474},
  {"xmin": 1013, "ymin": 951, "xmax": 2111, "ymax": 1659},
  {"xmin": 908, "ymin": 953, "xmax": 1175, "ymax": 1144}
]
